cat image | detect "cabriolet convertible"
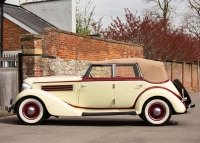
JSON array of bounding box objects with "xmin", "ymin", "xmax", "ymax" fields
[{"xmin": 6, "ymin": 58, "xmax": 195, "ymax": 125}]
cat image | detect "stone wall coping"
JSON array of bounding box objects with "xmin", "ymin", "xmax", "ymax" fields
[
  {"xmin": 20, "ymin": 34, "xmax": 42, "ymax": 39},
  {"xmin": 41, "ymin": 27, "xmax": 143, "ymax": 49}
]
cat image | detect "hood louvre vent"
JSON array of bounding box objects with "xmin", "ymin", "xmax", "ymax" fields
[{"xmin": 42, "ymin": 85, "xmax": 73, "ymax": 91}]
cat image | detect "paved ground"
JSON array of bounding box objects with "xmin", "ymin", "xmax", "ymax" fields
[
  {"xmin": 0, "ymin": 92, "xmax": 199, "ymax": 143},
  {"xmin": 0, "ymin": 110, "xmax": 13, "ymax": 118}
]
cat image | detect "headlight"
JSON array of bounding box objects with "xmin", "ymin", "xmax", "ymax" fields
[{"xmin": 22, "ymin": 83, "xmax": 32, "ymax": 89}]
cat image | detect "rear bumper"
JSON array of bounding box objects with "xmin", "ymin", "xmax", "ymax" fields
[{"xmin": 173, "ymin": 103, "xmax": 195, "ymax": 115}]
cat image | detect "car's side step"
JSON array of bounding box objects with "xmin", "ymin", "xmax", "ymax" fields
[{"xmin": 82, "ymin": 111, "xmax": 136, "ymax": 116}]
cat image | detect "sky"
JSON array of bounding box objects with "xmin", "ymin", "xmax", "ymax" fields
[
  {"xmin": 78, "ymin": 0, "xmax": 188, "ymax": 28},
  {"xmin": 5, "ymin": 0, "xmax": 187, "ymax": 28},
  {"xmin": 5, "ymin": 0, "xmax": 149, "ymax": 28},
  {"xmin": 79, "ymin": 0, "xmax": 149, "ymax": 27}
]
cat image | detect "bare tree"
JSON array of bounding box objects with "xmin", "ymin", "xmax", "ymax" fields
[
  {"xmin": 91, "ymin": 17, "xmax": 104, "ymax": 35},
  {"xmin": 188, "ymin": 0, "xmax": 200, "ymax": 15},
  {"xmin": 182, "ymin": 0, "xmax": 200, "ymax": 40},
  {"xmin": 143, "ymin": 0, "xmax": 175, "ymax": 21}
]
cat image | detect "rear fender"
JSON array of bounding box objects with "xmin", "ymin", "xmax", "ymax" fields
[
  {"xmin": 134, "ymin": 88, "xmax": 186, "ymax": 114},
  {"xmin": 15, "ymin": 89, "xmax": 82, "ymax": 116}
]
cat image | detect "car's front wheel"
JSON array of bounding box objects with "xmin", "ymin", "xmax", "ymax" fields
[
  {"xmin": 141, "ymin": 98, "xmax": 172, "ymax": 126},
  {"xmin": 16, "ymin": 98, "xmax": 47, "ymax": 125}
]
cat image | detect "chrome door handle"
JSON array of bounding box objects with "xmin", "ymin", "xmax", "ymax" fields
[
  {"xmin": 113, "ymin": 99, "xmax": 115, "ymax": 104},
  {"xmin": 136, "ymin": 84, "xmax": 143, "ymax": 87},
  {"xmin": 81, "ymin": 85, "xmax": 87, "ymax": 88}
]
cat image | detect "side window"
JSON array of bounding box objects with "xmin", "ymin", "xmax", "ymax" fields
[
  {"xmin": 89, "ymin": 65, "xmax": 112, "ymax": 78},
  {"xmin": 116, "ymin": 64, "xmax": 140, "ymax": 78}
]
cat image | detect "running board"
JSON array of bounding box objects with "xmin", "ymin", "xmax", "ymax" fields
[{"xmin": 82, "ymin": 111, "xmax": 136, "ymax": 116}]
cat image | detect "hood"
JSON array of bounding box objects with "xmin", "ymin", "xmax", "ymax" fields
[{"xmin": 24, "ymin": 76, "xmax": 82, "ymax": 85}]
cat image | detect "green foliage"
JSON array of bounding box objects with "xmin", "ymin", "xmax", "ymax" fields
[{"xmin": 76, "ymin": 0, "xmax": 95, "ymax": 35}]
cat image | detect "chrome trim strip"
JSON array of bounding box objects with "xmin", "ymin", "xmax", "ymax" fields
[{"xmin": 112, "ymin": 64, "xmax": 116, "ymax": 77}]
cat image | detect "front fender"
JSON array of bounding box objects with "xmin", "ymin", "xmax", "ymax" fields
[
  {"xmin": 15, "ymin": 89, "xmax": 82, "ymax": 116},
  {"xmin": 134, "ymin": 88, "xmax": 186, "ymax": 114}
]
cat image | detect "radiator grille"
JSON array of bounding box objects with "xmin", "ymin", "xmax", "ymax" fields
[{"xmin": 42, "ymin": 85, "xmax": 73, "ymax": 91}]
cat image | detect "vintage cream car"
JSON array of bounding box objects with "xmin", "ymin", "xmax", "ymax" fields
[{"xmin": 6, "ymin": 58, "xmax": 195, "ymax": 125}]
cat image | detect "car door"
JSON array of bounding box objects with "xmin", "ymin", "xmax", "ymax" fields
[
  {"xmin": 114, "ymin": 64, "xmax": 144, "ymax": 108},
  {"xmin": 78, "ymin": 65, "xmax": 115, "ymax": 108}
]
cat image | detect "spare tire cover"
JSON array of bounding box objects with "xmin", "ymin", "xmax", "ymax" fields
[{"xmin": 173, "ymin": 79, "xmax": 191, "ymax": 105}]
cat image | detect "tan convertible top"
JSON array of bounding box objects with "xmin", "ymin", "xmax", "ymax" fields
[{"xmin": 91, "ymin": 58, "xmax": 168, "ymax": 82}]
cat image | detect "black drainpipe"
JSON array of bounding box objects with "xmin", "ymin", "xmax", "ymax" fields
[{"xmin": 0, "ymin": 0, "xmax": 6, "ymax": 64}]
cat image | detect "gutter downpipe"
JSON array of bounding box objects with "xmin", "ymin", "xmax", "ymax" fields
[{"xmin": 0, "ymin": 0, "xmax": 5, "ymax": 67}]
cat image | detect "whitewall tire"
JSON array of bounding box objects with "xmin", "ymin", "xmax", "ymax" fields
[
  {"xmin": 142, "ymin": 99, "xmax": 171, "ymax": 126},
  {"xmin": 17, "ymin": 98, "xmax": 46, "ymax": 125}
]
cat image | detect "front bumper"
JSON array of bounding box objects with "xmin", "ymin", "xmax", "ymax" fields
[
  {"xmin": 187, "ymin": 103, "xmax": 195, "ymax": 109},
  {"xmin": 5, "ymin": 104, "xmax": 15, "ymax": 113}
]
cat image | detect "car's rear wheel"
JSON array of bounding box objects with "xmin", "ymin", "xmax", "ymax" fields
[
  {"xmin": 142, "ymin": 98, "xmax": 171, "ymax": 126},
  {"xmin": 45, "ymin": 113, "xmax": 51, "ymax": 120},
  {"xmin": 16, "ymin": 98, "xmax": 47, "ymax": 125}
]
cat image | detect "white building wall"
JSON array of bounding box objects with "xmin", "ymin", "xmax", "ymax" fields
[
  {"xmin": 5, "ymin": 0, "xmax": 20, "ymax": 5},
  {"xmin": 20, "ymin": 0, "xmax": 76, "ymax": 32},
  {"xmin": 6, "ymin": 0, "xmax": 42, "ymax": 5}
]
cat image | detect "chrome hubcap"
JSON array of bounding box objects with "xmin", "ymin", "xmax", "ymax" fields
[
  {"xmin": 27, "ymin": 107, "xmax": 35, "ymax": 116},
  {"xmin": 22, "ymin": 102, "xmax": 40, "ymax": 120},
  {"xmin": 148, "ymin": 103, "xmax": 166, "ymax": 121},
  {"xmin": 153, "ymin": 108, "xmax": 161, "ymax": 116}
]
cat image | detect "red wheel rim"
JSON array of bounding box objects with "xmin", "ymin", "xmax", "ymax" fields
[
  {"xmin": 22, "ymin": 102, "xmax": 40, "ymax": 120},
  {"xmin": 148, "ymin": 103, "xmax": 166, "ymax": 121}
]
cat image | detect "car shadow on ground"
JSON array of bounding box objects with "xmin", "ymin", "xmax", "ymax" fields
[
  {"xmin": 0, "ymin": 115, "xmax": 178, "ymax": 127},
  {"xmin": 43, "ymin": 118, "xmax": 178, "ymax": 127}
]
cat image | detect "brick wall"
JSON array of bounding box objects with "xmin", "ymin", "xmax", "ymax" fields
[
  {"xmin": 41, "ymin": 28, "xmax": 143, "ymax": 61},
  {"xmin": 21, "ymin": 35, "xmax": 43, "ymax": 79},
  {"xmin": 20, "ymin": 28, "xmax": 200, "ymax": 92},
  {"xmin": 192, "ymin": 64, "xmax": 198, "ymax": 91},
  {"xmin": 164, "ymin": 61, "xmax": 199, "ymax": 91},
  {"xmin": 21, "ymin": 28, "xmax": 143, "ymax": 79},
  {"xmin": 3, "ymin": 18, "xmax": 29, "ymax": 51}
]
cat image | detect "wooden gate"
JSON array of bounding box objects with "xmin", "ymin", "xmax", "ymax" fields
[{"xmin": 0, "ymin": 56, "xmax": 19, "ymax": 110}]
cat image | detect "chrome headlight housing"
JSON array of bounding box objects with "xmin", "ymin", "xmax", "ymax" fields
[{"xmin": 22, "ymin": 83, "xmax": 32, "ymax": 89}]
